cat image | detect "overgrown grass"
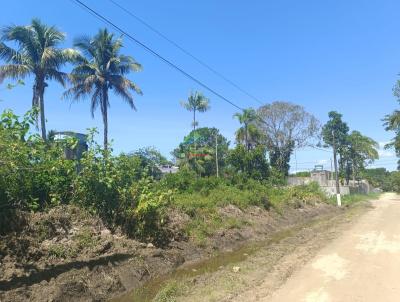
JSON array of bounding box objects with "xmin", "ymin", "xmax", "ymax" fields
[
  {"xmin": 329, "ymin": 192, "xmax": 380, "ymax": 206},
  {"xmin": 169, "ymin": 180, "xmax": 327, "ymax": 244},
  {"xmin": 153, "ymin": 279, "xmax": 187, "ymax": 302}
]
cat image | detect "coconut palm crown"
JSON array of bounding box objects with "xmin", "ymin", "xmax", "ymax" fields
[
  {"xmin": 234, "ymin": 108, "xmax": 261, "ymax": 150},
  {"xmin": 0, "ymin": 18, "xmax": 77, "ymax": 140},
  {"xmin": 180, "ymin": 91, "xmax": 210, "ymax": 131},
  {"xmin": 64, "ymin": 28, "xmax": 142, "ymax": 150}
]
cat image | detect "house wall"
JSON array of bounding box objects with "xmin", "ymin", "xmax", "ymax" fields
[{"xmin": 288, "ymin": 170, "xmax": 373, "ymax": 197}]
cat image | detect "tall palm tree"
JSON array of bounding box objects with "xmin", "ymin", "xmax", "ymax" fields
[
  {"xmin": 181, "ymin": 91, "xmax": 210, "ymax": 131},
  {"xmin": 64, "ymin": 29, "xmax": 142, "ymax": 150},
  {"xmin": 234, "ymin": 108, "xmax": 259, "ymax": 150},
  {"xmin": 0, "ymin": 19, "xmax": 76, "ymax": 140}
]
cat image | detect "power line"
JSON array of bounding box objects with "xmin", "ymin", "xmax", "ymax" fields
[
  {"xmin": 107, "ymin": 0, "xmax": 263, "ymax": 106},
  {"xmin": 307, "ymin": 145, "xmax": 333, "ymax": 153},
  {"xmin": 69, "ymin": 0, "xmax": 244, "ymax": 112}
]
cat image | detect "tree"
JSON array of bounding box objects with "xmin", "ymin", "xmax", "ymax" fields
[
  {"xmin": 384, "ymin": 111, "xmax": 400, "ymax": 169},
  {"xmin": 233, "ymin": 108, "xmax": 263, "ymax": 150},
  {"xmin": 172, "ymin": 127, "xmax": 229, "ymax": 176},
  {"xmin": 181, "ymin": 91, "xmax": 210, "ymax": 131},
  {"xmin": 322, "ymin": 111, "xmax": 349, "ymax": 193},
  {"xmin": 383, "ymin": 79, "xmax": 400, "ymax": 169},
  {"xmin": 345, "ymin": 131, "xmax": 379, "ymax": 183},
  {"xmin": 132, "ymin": 146, "xmax": 170, "ymax": 179},
  {"xmin": 227, "ymin": 144, "xmax": 269, "ymax": 180},
  {"xmin": 257, "ymin": 101, "xmax": 319, "ymax": 176},
  {"xmin": 64, "ymin": 29, "xmax": 142, "ymax": 150},
  {"xmin": 360, "ymin": 168, "xmax": 391, "ymax": 190},
  {"xmin": 0, "ymin": 19, "xmax": 76, "ymax": 140}
]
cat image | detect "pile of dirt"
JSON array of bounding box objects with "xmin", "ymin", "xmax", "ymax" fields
[{"xmin": 0, "ymin": 202, "xmax": 341, "ymax": 302}]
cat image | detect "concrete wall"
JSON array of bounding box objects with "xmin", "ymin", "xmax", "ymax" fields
[
  {"xmin": 321, "ymin": 185, "xmax": 350, "ymax": 197},
  {"xmin": 287, "ymin": 177, "xmax": 312, "ymax": 186},
  {"xmin": 288, "ymin": 170, "xmax": 373, "ymax": 197}
]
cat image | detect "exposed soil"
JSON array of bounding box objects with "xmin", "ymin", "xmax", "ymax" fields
[
  {"xmin": 164, "ymin": 201, "xmax": 373, "ymax": 302},
  {"xmin": 0, "ymin": 201, "xmax": 348, "ymax": 302}
]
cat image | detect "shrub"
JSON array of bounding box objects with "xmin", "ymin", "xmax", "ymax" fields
[
  {"xmin": 226, "ymin": 145, "xmax": 270, "ymax": 181},
  {"xmin": 0, "ymin": 109, "xmax": 77, "ymax": 212}
]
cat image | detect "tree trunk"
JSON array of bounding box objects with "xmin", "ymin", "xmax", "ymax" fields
[
  {"xmin": 245, "ymin": 122, "xmax": 249, "ymax": 151},
  {"xmin": 38, "ymin": 83, "xmax": 46, "ymax": 141},
  {"xmin": 193, "ymin": 109, "xmax": 196, "ymax": 131},
  {"xmin": 102, "ymin": 90, "xmax": 109, "ymax": 151},
  {"xmin": 32, "ymin": 82, "xmax": 40, "ymax": 129},
  {"xmin": 333, "ymin": 145, "xmax": 340, "ymax": 196}
]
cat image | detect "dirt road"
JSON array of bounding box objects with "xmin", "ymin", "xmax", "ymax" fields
[{"xmin": 255, "ymin": 193, "xmax": 400, "ymax": 302}]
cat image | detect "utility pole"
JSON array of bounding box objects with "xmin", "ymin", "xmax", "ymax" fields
[
  {"xmin": 215, "ymin": 134, "xmax": 219, "ymax": 177},
  {"xmin": 332, "ymin": 130, "xmax": 341, "ymax": 207}
]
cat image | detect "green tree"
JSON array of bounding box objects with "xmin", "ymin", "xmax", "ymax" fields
[
  {"xmin": 257, "ymin": 101, "xmax": 319, "ymax": 176},
  {"xmin": 322, "ymin": 111, "xmax": 349, "ymax": 187},
  {"xmin": 64, "ymin": 28, "xmax": 142, "ymax": 150},
  {"xmin": 180, "ymin": 91, "xmax": 210, "ymax": 131},
  {"xmin": 345, "ymin": 131, "xmax": 379, "ymax": 183},
  {"xmin": 173, "ymin": 127, "xmax": 229, "ymax": 176},
  {"xmin": 383, "ymin": 79, "xmax": 400, "ymax": 169},
  {"xmin": 227, "ymin": 145, "xmax": 269, "ymax": 180},
  {"xmin": 132, "ymin": 147, "xmax": 170, "ymax": 179},
  {"xmin": 0, "ymin": 19, "xmax": 77, "ymax": 140},
  {"xmin": 233, "ymin": 108, "xmax": 263, "ymax": 150},
  {"xmin": 360, "ymin": 168, "xmax": 391, "ymax": 190}
]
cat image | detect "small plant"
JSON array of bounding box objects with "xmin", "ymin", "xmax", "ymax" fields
[
  {"xmin": 48, "ymin": 244, "xmax": 77, "ymax": 259},
  {"xmin": 74, "ymin": 228, "xmax": 98, "ymax": 250}
]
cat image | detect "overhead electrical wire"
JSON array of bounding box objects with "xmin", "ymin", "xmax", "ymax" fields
[
  {"xmin": 69, "ymin": 0, "xmax": 244, "ymax": 111},
  {"xmin": 68, "ymin": 0, "xmax": 394, "ymax": 171},
  {"xmin": 107, "ymin": 0, "xmax": 263, "ymax": 106}
]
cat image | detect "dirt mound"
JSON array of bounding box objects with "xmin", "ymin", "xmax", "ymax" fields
[{"xmin": 0, "ymin": 202, "xmax": 340, "ymax": 302}]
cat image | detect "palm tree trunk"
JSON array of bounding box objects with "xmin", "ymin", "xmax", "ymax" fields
[
  {"xmin": 193, "ymin": 109, "xmax": 196, "ymax": 131},
  {"xmin": 245, "ymin": 122, "xmax": 249, "ymax": 151},
  {"xmin": 102, "ymin": 86, "xmax": 109, "ymax": 150},
  {"xmin": 32, "ymin": 82, "xmax": 40, "ymax": 129},
  {"xmin": 38, "ymin": 84, "xmax": 46, "ymax": 141}
]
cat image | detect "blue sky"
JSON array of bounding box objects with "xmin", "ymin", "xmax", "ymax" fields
[{"xmin": 0, "ymin": 0, "xmax": 399, "ymax": 171}]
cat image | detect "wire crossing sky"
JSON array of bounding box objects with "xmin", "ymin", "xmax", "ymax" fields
[
  {"xmin": 0, "ymin": 0, "xmax": 399, "ymax": 171},
  {"xmin": 107, "ymin": 0, "xmax": 264, "ymax": 105}
]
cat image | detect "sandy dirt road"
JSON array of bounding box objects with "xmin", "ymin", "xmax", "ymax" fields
[{"xmin": 262, "ymin": 193, "xmax": 400, "ymax": 302}]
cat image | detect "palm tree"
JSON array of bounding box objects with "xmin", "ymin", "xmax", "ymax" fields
[
  {"xmin": 233, "ymin": 108, "xmax": 259, "ymax": 150},
  {"xmin": 181, "ymin": 91, "xmax": 210, "ymax": 131},
  {"xmin": 0, "ymin": 19, "xmax": 77, "ymax": 140},
  {"xmin": 64, "ymin": 29, "xmax": 142, "ymax": 150}
]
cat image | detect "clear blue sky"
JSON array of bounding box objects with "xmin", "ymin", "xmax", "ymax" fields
[{"xmin": 0, "ymin": 0, "xmax": 399, "ymax": 171}]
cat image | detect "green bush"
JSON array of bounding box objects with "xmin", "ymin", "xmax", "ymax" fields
[
  {"xmin": 0, "ymin": 109, "xmax": 77, "ymax": 212},
  {"xmin": 226, "ymin": 145, "xmax": 270, "ymax": 181}
]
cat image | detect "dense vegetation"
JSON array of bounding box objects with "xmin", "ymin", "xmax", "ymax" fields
[
  {"xmin": 0, "ymin": 108, "xmax": 328, "ymax": 244},
  {"xmin": 0, "ymin": 18, "xmax": 397, "ymax": 246}
]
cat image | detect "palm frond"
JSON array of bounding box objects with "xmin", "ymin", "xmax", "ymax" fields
[
  {"xmin": 90, "ymin": 87, "xmax": 102, "ymax": 117},
  {"xmin": 2, "ymin": 24, "xmax": 41, "ymax": 64},
  {"xmin": 0, "ymin": 64, "xmax": 30, "ymax": 83},
  {"xmin": 63, "ymin": 83, "xmax": 93, "ymax": 101},
  {"xmin": 0, "ymin": 42, "xmax": 25, "ymax": 63},
  {"xmin": 46, "ymin": 69, "xmax": 69, "ymax": 87}
]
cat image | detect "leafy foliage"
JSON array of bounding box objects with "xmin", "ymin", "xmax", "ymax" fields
[
  {"xmin": 0, "ymin": 109, "xmax": 77, "ymax": 212},
  {"xmin": 226, "ymin": 144, "xmax": 270, "ymax": 180},
  {"xmin": 180, "ymin": 91, "xmax": 210, "ymax": 131},
  {"xmin": 64, "ymin": 28, "xmax": 142, "ymax": 149},
  {"xmin": 0, "ymin": 18, "xmax": 78, "ymax": 140},
  {"xmin": 233, "ymin": 108, "xmax": 263, "ymax": 150},
  {"xmin": 323, "ymin": 112, "xmax": 379, "ymax": 183},
  {"xmin": 257, "ymin": 101, "xmax": 320, "ymax": 176},
  {"xmin": 173, "ymin": 127, "xmax": 229, "ymax": 176}
]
